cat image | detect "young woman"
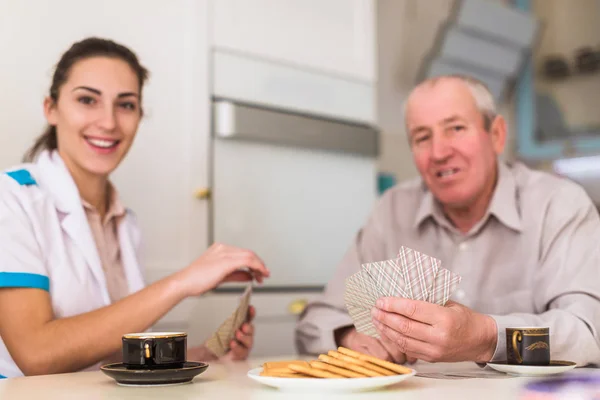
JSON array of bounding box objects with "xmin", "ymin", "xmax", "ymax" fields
[{"xmin": 0, "ymin": 37, "xmax": 270, "ymax": 378}]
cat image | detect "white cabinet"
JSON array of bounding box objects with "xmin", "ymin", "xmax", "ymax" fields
[
  {"xmin": 210, "ymin": 0, "xmax": 377, "ymax": 82},
  {"xmin": 213, "ymin": 50, "xmax": 376, "ymax": 123}
]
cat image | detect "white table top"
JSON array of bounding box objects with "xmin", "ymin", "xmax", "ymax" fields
[{"xmin": 0, "ymin": 356, "xmax": 595, "ymax": 400}]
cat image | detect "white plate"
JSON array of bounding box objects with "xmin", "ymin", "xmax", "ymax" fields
[
  {"xmin": 486, "ymin": 361, "xmax": 577, "ymax": 377},
  {"xmin": 247, "ymin": 367, "xmax": 416, "ymax": 392}
]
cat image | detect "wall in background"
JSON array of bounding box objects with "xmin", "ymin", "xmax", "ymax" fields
[
  {"xmin": 375, "ymin": 0, "xmax": 518, "ymax": 186},
  {"xmin": 519, "ymin": 0, "xmax": 600, "ymax": 202},
  {"xmin": 532, "ymin": 0, "xmax": 600, "ymax": 131},
  {"xmin": 375, "ymin": 0, "xmax": 452, "ymax": 184}
]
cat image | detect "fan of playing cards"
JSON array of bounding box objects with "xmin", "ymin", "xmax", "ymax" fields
[
  {"xmin": 344, "ymin": 246, "xmax": 462, "ymax": 338},
  {"xmin": 204, "ymin": 284, "xmax": 252, "ymax": 357}
]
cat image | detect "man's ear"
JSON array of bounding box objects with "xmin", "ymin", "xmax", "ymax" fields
[{"xmin": 489, "ymin": 115, "xmax": 507, "ymax": 155}]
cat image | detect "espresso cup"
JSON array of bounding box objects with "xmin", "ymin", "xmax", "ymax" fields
[
  {"xmin": 506, "ymin": 327, "xmax": 550, "ymax": 366},
  {"xmin": 122, "ymin": 332, "xmax": 187, "ymax": 369}
]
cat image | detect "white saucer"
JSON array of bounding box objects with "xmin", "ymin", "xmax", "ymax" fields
[
  {"xmin": 486, "ymin": 361, "xmax": 577, "ymax": 377},
  {"xmin": 247, "ymin": 367, "xmax": 416, "ymax": 392}
]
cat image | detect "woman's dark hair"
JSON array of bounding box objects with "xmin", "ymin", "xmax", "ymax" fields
[{"xmin": 23, "ymin": 37, "xmax": 149, "ymax": 162}]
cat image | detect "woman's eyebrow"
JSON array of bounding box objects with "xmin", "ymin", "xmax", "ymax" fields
[
  {"xmin": 118, "ymin": 92, "xmax": 139, "ymax": 98},
  {"xmin": 72, "ymin": 86, "xmax": 101, "ymax": 95},
  {"xmin": 72, "ymin": 86, "xmax": 138, "ymax": 98}
]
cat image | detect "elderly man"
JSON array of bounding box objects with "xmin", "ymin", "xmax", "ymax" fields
[{"xmin": 295, "ymin": 74, "xmax": 600, "ymax": 366}]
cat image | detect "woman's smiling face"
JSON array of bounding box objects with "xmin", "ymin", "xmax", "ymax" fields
[{"xmin": 45, "ymin": 56, "xmax": 142, "ymax": 178}]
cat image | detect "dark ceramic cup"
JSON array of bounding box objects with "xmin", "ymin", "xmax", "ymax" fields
[
  {"xmin": 122, "ymin": 332, "xmax": 187, "ymax": 369},
  {"xmin": 506, "ymin": 327, "xmax": 550, "ymax": 366}
]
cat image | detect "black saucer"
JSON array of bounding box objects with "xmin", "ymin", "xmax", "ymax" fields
[{"xmin": 100, "ymin": 361, "xmax": 209, "ymax": 386}]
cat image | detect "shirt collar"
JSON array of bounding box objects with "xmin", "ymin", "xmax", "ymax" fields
[
  {"xmin": 487, "ymin": 160, "xmax": 523, "ymax": 232},
  {"xmin": 413, "ymin": 184, "xmax": 438, "ymax": 229},
  {"xmin": 81, "ymin": 182, "xmax": 126, "ymax": 223},
  {"xmin": 413, "ymin": 160, "xmax": 522, "ymax": 233},
  {"xmin": 36, "ymin": 150, "xmax": 127, "ymax": 220}
]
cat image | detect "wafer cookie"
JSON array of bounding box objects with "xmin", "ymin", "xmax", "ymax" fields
[
  {"xmin": 310, "ymin": 361, "xmax": 367, "ymax": 378},
  {"xmin": 318, "ymin": 354, "xmax": 381, "ymax": 377},
  {"xmin": 288, "ymin": 364, "xmax": 345, "ymax": 378},
  {"xmin": 337, "ymin": 347, "xmax": 413, "ymax": 374}
]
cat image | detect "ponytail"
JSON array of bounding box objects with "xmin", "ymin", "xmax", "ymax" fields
[{"xmin": 23, "ymin": 125, "xmax": 58, "ymax": 162}]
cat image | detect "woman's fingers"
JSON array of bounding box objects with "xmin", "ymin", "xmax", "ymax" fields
[
  {"xmin": 235, "ymin": 330, "xmax": 253, "ymax": 349},
  {"xmin": 229, "ymin": 341, "xmax": 249, "ymax": 360},
  {"xmin": 232, "ymin": 251, "xmax": 270, "ymax": 280},
  {"xmin": 246, "ymin": 306, "xmax": 256, "ymax": 323},
  {"xmin": 223, "ymin": 270, "xmax": 255, "ymax": 283},
  {"xmin": 225, "ymin": 322, "xmax": 254, "ymax": 361}
]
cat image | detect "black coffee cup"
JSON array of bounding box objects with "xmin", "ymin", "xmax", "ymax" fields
[
  {"xmin": 506, "ymin": 327, "xmax": 550, "ymax": 366},
  {"xmin": 122, "ymin": 332, "xmax": 187, "ymax": 369}
]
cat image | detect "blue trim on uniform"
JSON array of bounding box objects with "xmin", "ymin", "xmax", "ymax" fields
[
  {"xmin": 0, "ymin": 374, "xmax": 5, "ymax": 379},
  {"xmin": 0, "ymin": 272, "xmax": 49, "ymax": 291},
  {"xmin": 5, "ymin": 170, "xmax": 37, "ymax": 186}
]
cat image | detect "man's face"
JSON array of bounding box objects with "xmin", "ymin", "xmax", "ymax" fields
[{"xmin": 406, "ymin": 79, "xmax": 506, "ymax": 210}]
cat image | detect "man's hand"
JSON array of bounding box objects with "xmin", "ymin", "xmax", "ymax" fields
[
  {"xmin": 336, "ymin": 326, "xmax": 407, "ymax": 364},
  {"xmin": 371, "ymin": 298, "xmax": 497, "ymax": 363}
]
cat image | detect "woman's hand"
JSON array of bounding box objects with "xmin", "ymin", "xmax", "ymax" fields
[
  {"xmin": 176, "ymin": 243, "xmax": 270, "ymax": 296},
  {"xmin": 221, "ymin": 305, "xmax": 256, "ymax": 361},
  {"xmin": 187, "ymin": 345, "xmax": 218, "ymax": 362},
  {"xmin": 188, "ymin": 305, "xmax": 257, "ymax": 362}
]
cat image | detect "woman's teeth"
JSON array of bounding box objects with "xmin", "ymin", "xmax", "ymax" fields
[{"xmin": 86, "ymin": 137, "xmax": 118, "ymax": 148}]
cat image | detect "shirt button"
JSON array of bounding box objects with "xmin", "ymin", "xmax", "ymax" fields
[{"xmin": 459, "ymin": 242, "xmax": 468, "ymax": 251}]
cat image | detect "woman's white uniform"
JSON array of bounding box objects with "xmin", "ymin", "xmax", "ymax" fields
[{"xmin": 0, "ymin": 150, "xmax": 146, "ymax": 378}]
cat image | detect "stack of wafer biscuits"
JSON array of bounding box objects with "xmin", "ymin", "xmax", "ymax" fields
[{"xmin": 259, "ymin": 347, "xmax": 413, "ymax": 379}]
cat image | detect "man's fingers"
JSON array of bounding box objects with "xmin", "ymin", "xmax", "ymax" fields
[
  {"xmin": 376, "ymin": 297, "xmax": 441, "ymax": 325},
  {"xmin": 349, "ymin": 331, "xmax": 392, "ymax": 361},
  {"xmin": 379, "ymin": 336, "xmax": 407, "ymax": 364},
  {"xmin": 373, "ymin": 320, "xmax": 434, "ymax": 360},
  {"xmin": 364, "ymin": 339, "xmax": 393, "ymax": 361},
  {"xmin": 371, "ymin": 308, "xmax": 433, "ymax": 341}
]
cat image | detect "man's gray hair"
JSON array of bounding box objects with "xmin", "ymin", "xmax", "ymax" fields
[{"xmin": 404, "ymin": 74, "xmax": 498, "ymax": 131}]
